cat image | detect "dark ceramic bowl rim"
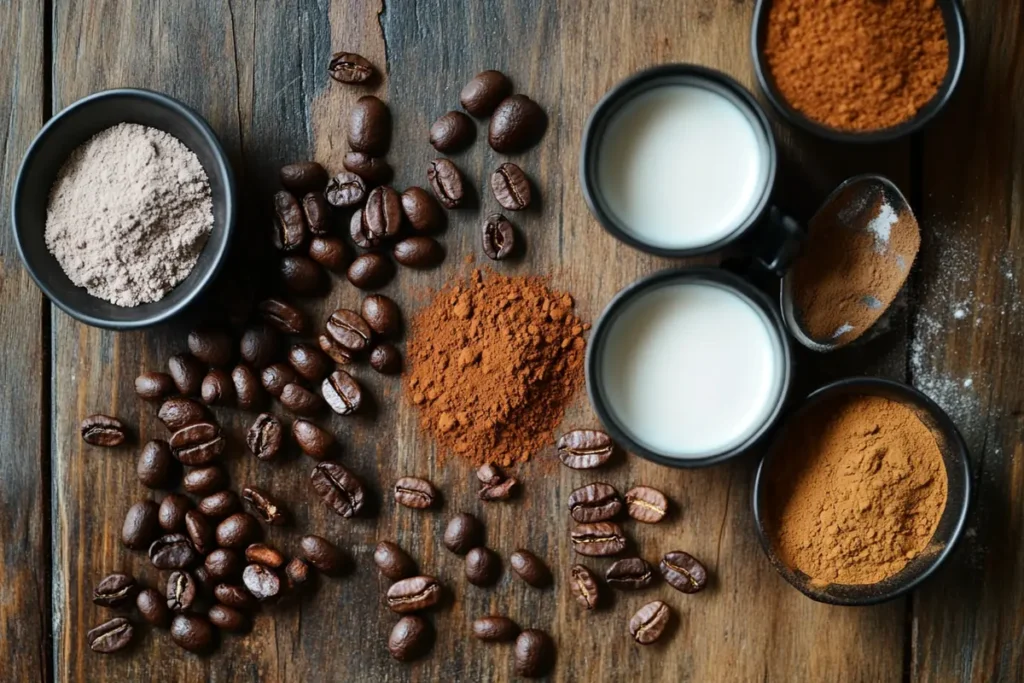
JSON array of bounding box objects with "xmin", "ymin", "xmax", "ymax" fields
[
  {"xmin": 585, "ymin": 267, "xmax": 793, "ymax": 468},
  {"xmin": 751, "ymin": 377, "xmax": 972, "ymax": 606},
  {"xmin": 11, "ymin": 88, "xmax": 236, "ymax": 330},
  {"xmin": 579, "ymin": 64, "xmax": 778, "ymax": 258},
  {"xmin": 750, "ymin": 0, "xmax": 968, "ymax": 144}
]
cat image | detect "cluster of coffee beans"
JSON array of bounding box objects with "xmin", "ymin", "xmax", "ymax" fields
[{"xmin": 555, "ymin": 429, "xmax": 710, "ymax": 646}]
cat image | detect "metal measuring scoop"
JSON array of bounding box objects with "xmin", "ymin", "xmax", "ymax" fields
[{"xmin": 780, "ymin": 174, "xmax": 920, "ymax": 352}]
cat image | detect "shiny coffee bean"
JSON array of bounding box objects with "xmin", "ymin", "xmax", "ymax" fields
[
  {"xmin": 386, "ymin": 576, "xmax": 442, "ymax": 613},
  {"xmin": 93, "ymin": 573, "xmax": 137, "ymax": 608},
  {"xmin": 363, "ymin": 185, "xmax": 403, "ymax": 240},
  {"xmin": 280, "ymin": 255, "xmax": 326, "ymax": 296},
  {"xmin": 369, "ymin": 344, "xmax": 402, "ymax": 374},
  {"xmin": 243, "ymin": 563, "xmax": 281, "ymax": 601},
  {"xmin": 166, "ymin": 570, "xmax": 197, "ymax": 612},
  {"xmin": 204, "ymin": 548, "xmax": 243, "ymax": 582},
  {"xmin": 625, "ymin": 486, "xmax": 669, "ymax": 523},
  {"xmin": 261, "ymin": 362, "xmax": 299, "ymax": 397},
  {"xmin": 348, "ymin": 95, "xmax": 390, "ymax": 155},
  {"xmin": 208, "ymin": 604, "xmax": 249, "ymax": 633},
  {"xmin": 169, "ymin": 422, "xmax": 224, "ymax": 466},
  {"xmin": 318, "ymin": 333, "xmax": 354, "ymax": 365},
  {"xmin": 328, "ymin": 51, "xmax": 375, "ymax": 84},
  {"xmin": 606, "ymin": 557, "xmax": 655, "ymax": 590},
  {"xmin": 288, "ymin": 343, "xmax": 331, "ymax": 382},
  {"xmin": 373, "ymin": 541, "xmax": 416, "ymax": 580},
  {"xmin": 394, "ymin": 476, "xmax": 437, "ymax": 509},
  {"xmin": 327, "ymin": 309, "xmax": 372, "ymax": 352},
  {"xmin": 491, "ymin": 162, "xmax": 532, "ymax": 211},
  {"xmin": 200, "ymin": 369, "xmax": 234, "ymax": 405},
  {"xmin": 465, "ymin": 547, "xmax": 501, "ymax": 586},
  {"xmin": 292, "ymin": 419, "xmax": 335, "ymax": 459},
  {"xmin": 247, "ymin": 413, "xmax": 283, "ymax": 461},
  {"xmin": 188, "ymin": 328, "xmax": 233, "ymax": 367},
  {"xmin": 630, "ymin": 600, "xmax": 671, "ymax": 645},
  {"xmin": 280, "ymin": 382, "xmax": 323, "ymax": 415},
  {"xmin": 443, "ymin": 513, "xmax": 483, "ymax": 555},
  {"xmin": 88, "ymin": 617, "xmax": 134, "ymax": 654},
  {"xmin": 300, "ymin": 534, "xmax": 346, "ymax": 575},
  {"xmin": 240, "ymin": 324, "xmax": 280, "ymax": 368},
  {"xmin": 258, "ymin": 298, "xmax": 306, "ymax": 335},
  {"xmin": 232, "ymin": 364, "xmax": 264, "ymax": 411},
  {"xmin": 509, "ymin": 549, "xmax": 551, "ymax": 588},
  {"xmin": 349, "ymin": 209, "xmax": 380, "ymax": 250},
  {"xmin": 489, "ymin": 95, "xmax": 546, "ymax": 153},
  {"xmin": 216, "ymin": 513, "xmax": 262, "ymax": 549},
  {"xmin": 136, "ymin": 588, "xmax": 170, "ymax": 628},
  {"xmin": 659, "ymin": 551, "xmax": 708, "ymax": 594},
  {"xmin": 149, "ymin": 533, "xmax": 199, "ymax": 570},
  {"xmin": 81, "ymin": 414, "xmax": 127, "ymax": 447},
  {"xmin": 460, "ymin": 70, "xmax": 512, "ymax": 117},
  {"xmin": 394, "ymin": 236, "xmax": 443, "ymax": 268},
  {"xmin": 311, "ymin": 462, "xmax": 365, "ymax": 517},
  {"xmin": 429, "ymin": 110, "xmax": 474, "ymax": 152},
  {"xmin": 242, "ymin": 486, "xmax": 289, "ymax": 526},
  {"xmin": 325, "ymin": 171, "xmax": 367, "ymax": 208},
  {"xmin": 389, "ymin": 615, "xmax": 433, "ymax": 662},
  {"xmin": 302, "ymin": 191, "xmax": 331, "ymax": 235},
  {"xmin": 185, "ymin": 510, "xmax": 215, "ymax": 555},
  {"xmin": 285, "ymin": 558, "xmax": 311, "ymax": 590},
  {"xmin": 214, "ymin": 583, "xmax": 256, "ymax": 610},
  {"xmin": 158, "ymin": 493, "xmax": 192, "ymax": 532},
  {"xmin": 343, "ymin": 152, "xmax": 392, "ymax": 185},
  {"xmin": 472, "ymin": 615, "xmax": 520, "ymax": 642},
  {"xmin": 157, "ymin": 398, "xmax": 207, "ymax": 431},
  {"xmin": 400, "ymin": 186, "xmax": 445, "ymax": 233},
  {"xmin": 476, "ymin": 463, "xmax": 504, "ymax": 486},
  {"xmin": 309, "ymin": 236, "xmax": 349, "ymax": 271},
  {"xmin": 568, "ymin": 482, "xmax": 623, "ymax": 523},
  {"xmin": 347, "ymin": 252, "xmax": 394, "ymax": 289},
  {"xmin": 361, "ymin": 294, "xmax": 401, "ymax": 337},
  {"xmin": 280, "ymin": 161, "xmax": 328, "ymax": 195},
  {"xmin": 570, "ymin": 522, "xmax": 627, "ymax": 557},
  {"xmin": 479, "ymin": 476, "xmax": 518, "ymax": 501},
  {"xmin": 514, "ymin": 629, "xmax": 555, "ymax": 678},
  {"xmin": 557, "ymin": 429, "xmax": 614, "ymax": 469},
  {"xmin": 482, "ymin": 213, "xmax": 515, "ymax": 260},
  {"xmin": 198, "ymin": 490, "xmax": 241, "ymax": 519},
  {"xmin": 135, "ymin": 372, "xmax": 176, "ymax": 401},
  {"xmin": 322, "ymin": 370, "xmax": 363, "ymax": 415},
  {"xmin": 168, "ymin": 353, "xmax": 205, "ymax": 396},
  {"xmin": 192, "ymin": 565, "xmax": 214, "ymax": 596},
  {"xmin": 246, "ymin": 543, "xmax": 286, "ymax": 569},
  {"xmin": 170, "ymin": 614, "xmax": 216, "ymax": 653},
  {"xmin": 122, "ymin": 500, "xmax": 160, "ymax": 550},
  {"xmin": 271, "ymin": 190, "xmax": 307, "ymax": 252},
  {"xmin": 183, "ymin": 466, "xmax": 226, "ymax": 496},
  {"xmin": 137, "ymin": 440, "xmax": 177, "ymax": 489},
  {"xmin": 570, "ymin": 564, "xmax": 600, "ymax": 610},
  {"xmin": 427, "ymin": 158, "xmax": 465, "ymax": 209}
]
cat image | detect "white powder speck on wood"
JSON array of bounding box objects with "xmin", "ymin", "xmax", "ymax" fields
[{"xmin": 45, "ymin": 123, "xmax": 214, "ymax": 307}]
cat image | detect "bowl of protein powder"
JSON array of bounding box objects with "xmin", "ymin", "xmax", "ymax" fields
[{"xmin": 12, "ymin": 88, "xmax": 236, "ymax": 329}]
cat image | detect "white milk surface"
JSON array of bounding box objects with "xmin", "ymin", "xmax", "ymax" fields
[
  {"xmin": 600, "ymin": 282, "xmax": 784, "ymax": 457},
  {"xmin": 598, "ymin": 84, "xmax": 768, "ymax": 249}
]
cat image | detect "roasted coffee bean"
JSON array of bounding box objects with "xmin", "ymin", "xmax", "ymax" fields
[
  {"xmin": 347, "ymin": 252, "xmax": 395, "ymax": 289},
  {"xmin": 88, "ymin": 617, "xmax": 134, "ymax": 654},
  {"xmin": 300, "ymin": 534, "xmax": 346, "ymax": 575},
  {"xmin": 168, "ymin": 353, "xmax": 205, "ymax": 396},
  {"xmin": 568, "ymin": 482, "xmax": 623, "ymax": 523},
  {"xmin": 400, "ymin": 186, "xmax": 445, "ymax": 233},
  {"xmin": 659, "ymin": 551, "xmax": 708, "ymax": 594},
  {"xmin": 570, "ymin": 522, "xmax": 627, "ymax": 557},
  {"xmin": 205, "ymin": 548, "xmax": 243, "ymax": 582},
  {"xmin": 348, "ymin": 209, "xmax": 380, "ymax": 250},
  {"xmin": 369, "ymin": 344, "xmax": 402, "ymax": 374},
  {"xmin": 607, "ymin": 557, "xmax": 655, "ymax": 590},
  {"xmin": 489, "ymin": 95, "xmax": 546, "ymax": 153},
  {"xmin": 465, "ymin": 547, "xmax": 501, "ymax": 586},
  {"xmin": 185, "ymin": 510, "xmax": 215, "ymax": 555},
  {"xmin": 216, "ymin": 513, "xmax": 263, "ymax": 549},
  {"xmin": 373, "ymin": 541, "xmax": 416, "ymax": 580},
  {"xmin": 122, "ymin": 500, "xmax": 160, "ymax": 550},
  {"xmin": 363, "ymin": 185, "xmax": 403, "ymax": 240},
  {"xmin": 509, "ymin": 549, "xmax": 551, "ymax": 588},
  {"xmin": 348, "ymin": 95, "xmax": 390, "ymax": 155},
  {"xmin": 258, "ymin": 298, "xmax": 306, "ymax": 335},
  {"xmin": 325, "ymin": 171, "xmax": 367, "ymax": 208},
  {"xmin": 166, "ymin": 570, "xmax": 197, "ymax": 612},
  {"xmin": 149, "ymin": 533, "xmax": 199, "ymax": 570},
  {"xmin": 280, "ymin": 161, "xmax": 328, "ymax": 195},
  {"xmin": 629, "ymin": 600, "xmax": 671, "ymax": 645},
  {"xmin": 284, "ymin": 557, "xmax": 311, "ymax": 590},
  {"xmin": 93, "ymin": 573, "xmax": 137, "ymax": 607},
  {"xmin": 443, "ymin": 513, "xmax": 483, "ymax": 555},
  {"xmin": 198, "ymin": 490, "xmax": 241, "ymax": 519},
  {"xmin": 472, "ymin": 615, "xmax": 520, "ymax": 642},
  {"xmin": 170, "ymin": 614, "xmax": 216, "ymax": 653},
  {"xmin": 460, "ymin": 70, "xmax": 512, "ymax": 117},
  {"xmin": 246, "ymin": 543, "xmax": 286, "ymax": 569},
  {"xmin": 240, "ymin": 324, "xmax": 280, "ymax": 368},
  {"xmin": 137, "ymin": 440, "xmax": 177, "ymax": 489},
  {"xmin": 322, "ymin": 370, "xmax": 363, "ymax": 415},
  {"xmin": 183, "ymin": 466, "xmax": 226, "ymax": 496},
  {"xmin": 200, "ymin": 369, "xmax": 234, "ymax": 406},
  {"xmin": 158, "ymin": 397, "xmax": 207, "ymax": 431},
  {"xmin": 280, "ymin": 382, "xmax": 323, "ymax": 416},
  {"xmin": 272, "ymin": 190, "xmax": 307, "ymax": 252},
  {"xmin": 318, "ymin": 333, "xmax": 354, "ymax": 365},
  {"xmin": 188, "ymin": 328, "xmax": 233, "ymax": 367},
  {"xmin": 482, "ymin": 213, "xmax": 515, "ymax": 260},
  {"xmin": 309, "ymin": 236, "xmax": 349, "ymax": 271},
  {"xmin": 328, "ymin": 51, "xmax": 375, "ymax": 84},
  {"xmin": 389, "ymin": 615, "xmax": 433, "ymax": 662},
  {"xmin": 343, "ymin": 152, "xmax": 392, "ymax": 185},
  {"xmin": 208, "ymin": 604, "xmax": 249, "ymax": 633},
  {"xmin": 81, "ymin": 414, "xmax": 127, "ymax": 447},
  {"xmin": 291, "ymin": 419, "xmax": 335, "ymax": 459},
  {"xmin": 394, "ymin": 236, "xmax": 443, "ymax": 268},
  {"xmin": 427, "ymin": 158, "xmax": 465, "ymax": 209},
  {"xmin": 243, "ymin": 563, "xmax": 281, "ymax": 601},
  {"xmin": 429, "ymin": 110, "xmax": 474, "ymax": 152},
  {"xmin": 169, "ymin": 422, "xmax": 224, "ymax": 466},
  {"xmin": 476, "ymin": 463, "xmax": 504, "ymax": 486},
  {"xmin": 479, "ymin": 476, "xmax": 518, "ymax": 501},
  {"xmin": 261, "ymin": 363, "xmax": 298, "ymax": 397},
  {"xmin": 232, "ymin": 364, "xmax": 264, "ymax": 411},
  {"xmin": 570, "ymin": 564, "xmax": 600, "ymax": 610},
  {"xmin": 394, "ymin": 476, "xmax": 437, "ymax": 509},
  {"xmin": 514, "ymin": 629, "xmax": 555, "ymax": 678},
  {"xmin": 361, "ymin": 294, "xmax": 401, "ymax": 337},
  {"xmin": 214, "ymin": 583, "xmax": 256, "ymax": 610},
  {"xmin": 135, "ymin": 372, "xmax": 176, "ymax": 401},
  {"xmin": 242, "ymin": 486, "xmax": 288, "ymax": 526},
  {"xmin": 136, "ymin": 588, "xmax": 170, "ymax": 628},
  {"xmin": 280, "ymin": 255, "xmax": 326, "ymax": 296},
  {"xmin": 158, "ymin": 493, "xmax": 193, "ymax": 532},
  {"xmin": 386, "ymin": 576, "xmax": 442, "ymax": 613},
  {"xmin": 625, "ymin": 486, "xmax": 669, "ymax": 523},
  {"xmin": 326, "ymin": 309, "xmax": 372, "ymax": 353},
  {"xmin": 192, "ymin": 565, "xmax": 214, "ymax": 596},
  {"xmin": 557, "ymin": 429, "xmax": 614, "ymax": 469},
  {"xmin": 491, "ymin": 162, "xmax": 532, "ymax": 211},
  {"xmin": 302, "ymin": 191, "xmax": 331, "ymax": 235},
  {"xmin": 247, "ymin": 413, "xmax": 283, "ymax": 461},
  {"xmin": 311, "ymin": 461, "xmax": 365, "ymax": 517},
  {"xmin": 288, "ymin": 343, "xmax": 332, "ymax": 382}
]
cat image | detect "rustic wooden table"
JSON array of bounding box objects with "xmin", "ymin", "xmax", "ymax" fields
[{"xmin": 1, "ymin": 0, "xmax": 1021, "ymax": 681}]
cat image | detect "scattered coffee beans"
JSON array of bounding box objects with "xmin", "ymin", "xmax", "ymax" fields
[
  {"xmin": 401, "ymin": 187, "xmax": 445, "ymax": 233},
  {"xmin": 347, "ymin": 252, "xmax": 394, "ymax": 289},
  {"xmin": 285, "ymin": 557, "xmax": 311, "ymax": 590},
  {"xmin": 242, "ymin": 486, "xmax": 288, "ymax": 526},
  {"xmin": 460, "ymin": 70, "xmax": 512, "ymax": 117},
  {"xmin": 208, "ymin": 604, "xmax": 249, "ymax": 633},
  {"xmin": 280, "ymin": 382, "xmax": 323, "ymax": 416},
  {"xmin": 429, "ymin": 110, "xmax": 474, "ymax": 152},
  {"xmin": 258, "ymin": 298, "xmax": 306, "ymax": 335},
  {"xmin": 288, "ymin": 343, "xmax": 331, "ymax": 382},
  {"xmin": 557, "ymin": 429, "xmax": 614, "ymax": 469},
  {"xmin": 185, "ymin": 510, "xmax": 215, "ymax": 554},
  {"xmin": 325, "ymin": 171, "xmax": 367, "ymax": 208},
  {"xmin": 464, "ymin": 547, "xmax": 501, "ymax": 586},
  {"xmin": 292, "ymin": 419, "xmax": 335, "ymax": 459},
  {"xmin": 491, "ymin": 162, "xmax": 531, "ymax": 211},
  {"xmin": 394, "ymin": 476, "xmax": 438, "ymax": 509},
  {"xmin": 386, "ymin": 575, "xmax": 442, "ymax": 613},
  {"xmin": 569, "ymin": 564, "xmax": 600, "ymax": 610},
  {"xmin": 271, "ymin": 190, "xmax": 307, "ymax": 252},
  {"xmin": 477, "ymin": 463, "xmax": 504, "ymax": 486},
  {"xmin": 302, "ymin": 192, "xmax": 331, "ymax": 235},
  {"xmin": 200, "ymin": 368, "xmax": 234, "ymax": 405},
  {"xmin": 157, "ymin": 397, "xmax": 207, "ymax": 431},
  {"xmin": 93, "ymin": 573, "xmax": 137, "ymax": 607},
  {"xmin": 135, "ymin": 372, "xmax": 176, "ymax": 401},
  {"xmin": 311, "ymin": 461, "xmax": 365, "ymax": 517},
  {"xmin": 570, "ymin": 522, "xmax": 627, "ymax": 557},
  {"xmin": 205, "ymin": 548, "xmax": 243, "ymax": 582},
  {"xmin": 606, "ymin": 557, "xmax": 655, "ymax": 590},
  {"xmin": 169, "ymin": 421, "xmax": 225, "ymax": 466},
  {"xmin": 240, "ymin": 324, "xmax": 280, "ymax": 368},
  {"xmin": 247, "ymin": 413, "xmax": 283, "ymax": 461},
  {"xmin": 166, "ymin": 570, "xmax": 197, "ymax": 612},
  {"xmin": 394, "ymin": 236, "xmax": 443, "ymax": 268},
  {"xmin": 243, "ymin": 564, "xmax": 281, "ymax": 601},
  {"xmin": 198, "ymin": 490, "xmax": 240, "ymax": 519},
  {"xmin": 279, "ymin": 255, "xmax": 326, "ymax": 296},
  {"xmin": 183, "ymin": 466, "xmax": 226, "ymax": 496},
  {"xmin": 88, "ymin": 617, "xmax": 134, "ymax": 654},
  {"xmin": 373, "ymin": 541, "xmax": 416, "ymax": 581},
  {"xmin": 308, "ymin": 236, "xmax": 349, "ymax": 271},
  {"xmin": 659, "ymin": 551, "xmax": 708, "ymax": 594},
  {"xmin": 479, "ymin": 475, "xmax": 518, "ymax": 501},
  {"xmin": 514, "ymin": 629, "xmax": 555, "ymax": 678},
  {"xmin": 187, "ymin": 328, "xmax": 233, "ymax": 367},
  {"xmin": 246, "ymin": 543, "xmax": 286, "ymax": 569},
  {"xmin": 215, "ymin": 512, "xmax": 262, "ymax": 549},
  {"xmin": 629, "ymin": 600, "xmax": 671, "ymax": 645},
  {"xmin": 509, "ymin": 549, "xmax": 551, "ymax": 588},
  {"xmin": 472, "ymin": 615, "xmax": 520, "ymax": 642},
  {"xmin": 369, "ymin": 344, "xmax": 402, "ymax": 374},
  {"xmin": 136, "ymin": 440, "xmax": 177, "ymax": 489},
  {"xmin": 361, "ymin": 294, "xmax": 401, "ymax": 337},
  {"xmin": 214, "ymin": 583, "xmax": 256, "ymax": 610},
  {"xmin": 300, "ymin": 534, "xmax": 346, "ymax": 575},
  {"xmin": 149, "ymin": 533, "xmax": 199, "ymax": 570},
  {"xmin": 624, "ymin": 486, "xmax": 669, "ymax": 523},
  {"xmin": 328, "ymin": 52, "xmax": 375, "ymax": 84},
  {"xmin": 343, "ymin": 152, "xmax": 392, "ymax": 185},
  {"xmin": 232, "ymin": 364, "xmax": 264, "ymax": 411},
  {"xmin": 568, "ymin": 482, "xmax": 623, "ymax": 523},
  {"xmin": 443, "ymin": 513, "xmax": 483, "ymax": 555},
  {"xmin": 168, "ymin": 353, "xmax": 205, "ymax": 396},
  {"xmin": 322, "ymin": 370, "xmax": 363, "ymax": 415},
  {"xmin": 427, "ymin": 158, "xmax": 465, "ymax": 209},
  {"xmin": 326, "ymin": 308, "xmax": 373, "ymax": 353},
  {"xmin": 122, "ymin": 500, "xmax": 160, "ymax": 550},
  {"xmin": 136, "ymin": 588, "xmax": 170, "ymax": 627},
  {"xmin": 158, "ymin": 493, "xmax": 192, "ymax": 532},
  {"xmin": 279, "ymin": 161, "xmax": 328, "ymax": 195},
  {"xmin": 489, "ymin": 95, "xmax": 546, "ymax": 153},
  {"xmin": 389, "ymin": 615, "xmax": 434, "ymax": 662},
  {"xmin": 482, "ymin": 214, "xmax": 515, "ymax": 260},
  {"xmin": 170, "ymin": 614, "xmax": 216, "ymax": 653},
  {"xmin": 81, "ymin": 414, "xmax": 127, "ymax": 447},
  {"xmin": 348, "ymin": 95, "xmax": 390, "ymax": 155},
  {"xmin": 261, "ymin": 363, "xmax": 298, "ymax": 398}
]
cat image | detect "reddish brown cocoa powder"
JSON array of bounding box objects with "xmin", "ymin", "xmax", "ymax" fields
[{"xmin": 405, "ymin": 270, "xmax": 587, "ymax": 467}]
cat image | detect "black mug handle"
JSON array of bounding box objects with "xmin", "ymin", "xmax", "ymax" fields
[{"xmin": 748, "ymin": 207, "xmax": 805, "ymax": 277}]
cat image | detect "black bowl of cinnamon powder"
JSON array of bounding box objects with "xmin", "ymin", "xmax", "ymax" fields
[{"xmin": 752, "ymin": 377, "xmax": 970, "ymax": 605}]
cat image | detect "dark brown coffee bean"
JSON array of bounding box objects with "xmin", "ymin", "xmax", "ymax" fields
[
  {"xmin": 328, "ymin": 51, "xmax": 375, "ymax": 84},
  {"xmin": 479, "ymin": 476, "xmax": 518, "ymax": 501},
  {"xmin": 570, "ymin": 564, "xmax": 600, "ymax": 610},
  {"xmin": 169, "ymin": 422, "xmax": 224, "ymax": 466},
  {"xmin": 200, "ymin": 369, "xmax": 234, "ymax": 406},
  {"xmin": 509, "ymin": 550, "xmax": 551, "ymax": 588},
  {"xmin": 271, "ymin": 190, "xmax": 307, "ymax": 252},
  {"xmin": 363, "ymin": 185, "xmax": 403, "ymax": 240},
  {"xmin": 208, "ymin": 604, "xmax": 249, "ymax": 633},
  {"xmin": 280, "ymin": 255, "xmax": 326, "ymax": 296},
  {"xmin": 135, "ymin": 372, "xmax": 176, "ymax": 401},
  {"xmin": 394, "ymin": 476, "xmax": 437, "ymax": 509},
  {"xmin": 158, "ymin": 397, "xmax": 207, "ymax": 431},
  {"xmin": 168, "ymin": 353, "xmax": 205, "ymax": 396},
  {"xmin": 557, "ymin": 429, "xmax": 614, "ymax": 469},
  {"xmin": 261, "ymin": 362, "xmax": 299, "ymax": 398},
  {"xmin": 280, "ymin": 382, "xmax": 323, "ymax": 416},
  {"xmin": 389, "ymin": 615, "xmax": 433, "ymax": 662},
  {"xmin": 170, "ymin": 614, "xmax": 216, "ymax": 653},
  {"xmin": 317, "ymin": 336, "xmax": 352, "ymax": 368},
  {"xmin": 570, "ymin": 522, "xmax": 627, "ymax": 557},
  {"xmin": 246, "ymin": 413, "xmax": 283, "ymax": 461},
  {"xmin": 360, "ymin": 294, "xmax": 400, "ymax": 337},
  {"xmin": 489, "ymin": 95, "xmax": 546, "ymax": 153},
  {"xmin": 185, "ymin": 510, "xmax": 215, "ymax": 555},
  {"xmin": 291, "ymin": 419, "xmax": 335, "ymax": 459},
  {"xmin": 280, "ymin": 161, "xmax": 328, "ymax": 195},
  {"xmin": 348, "ymin": 209, "xmax": 380, "ymax": 250},
  {"xmin": 88, "ymin": 617, "xmax": 134, "ymax": 654},
  {"xmin": 311, "ymin": 461, "xmax": 365, "ymax": 517},
  {"xmin": 429, "ymin": 110, "xmax": 474, "ymax": 152},
  {"xmin": 568, "ymin": 482, "xmax": 622, "ymax": 523},
  {"xmin": 158, "ymin": 493, "xmax": 192, "ymax": 532},
  {"xmin": 240, "ymin": 324, "xmax": 280, "ymax": 368},
  {"xmin": 188, "ymin": 328, "xmax": 234, "ymax": 367},
  {"xmin": 192, "ymin": 565, "xmax": 214, "ymax": 596},
  {"xmin": 625, "ymin": 486, "xmax": 669, "ymax": 523},
  {"xmin": 232, "ymin": 364, "xmax": 264, "ymax": 411},
  {"xmin": 369, "ymin": 344, "xmax": 402, "ymax": 374},
  {"xmin": 348, "ymin": 95, "xmax": 390, "ymax": 155},
  {"xmin": 122, "ymin": 500, "xmax": 160, "ymax": 550},
  {"xmin": 491, "ymin": 162, "xmax": 532, "ymax": 211},
  {"xmin": 243, "ymin": 563, "xmax": 280, "ymax": 601},
  {"xmin": 198, "ymin": 490, "xmax": 241, "ymax": 519},
  {"xmin": 482, "ymin": 213, "xmax": 515, "ymax": 260},
  {"xmin": 629, "ymin": 600, "xmax": 671, "ymax": 645},
  {"xmin": 443, "ymin": 513, "xmax": 483, "ymax": 555},
  {"xmin": 245, "ymin": 543, "xmax": 286, "ymax": 569},
  {"xmin": 465, "ymin": 547, "xmax": 501, "ymax": 586},
  {"xmin": 660, "ymin": 551, "xmax": 708, "ymax": 594},
  {"xmin": 322, "ymin": 370, "xmax": 363, "ymax": 415},
  {"xmin": 347, "ymin": 252, "xmax": 394, "ymax": 289},
  {"xmin": 394, "ymin": 236, "xmax": 443, "ymax": 268},
  {"xmin": 301, "ymin": 191, "xmax": 331, "ymax": 235},
  {"xmin": 81, "ymin": 414, "xmax": 127, "ymax": 447},
  {"xmin": 258, "ymin": 298, "xmax": 306, "ymax": 335},
  {"xmin": 166, "ymin": 570, "xmax": 197, "ymax": 612},
  {"xmin": 216, "ymin": 513, "xmax": 262, "ymax": 549},
  {"xmin": 93, "ymin": 573, "xmax": 137, "ymax": 607},
  {"xmin": 288, "ymin": 343, "xmax": 332, "ymax": 382},
  {"xmin": 373, "ymin": 541, "xmax": 416, "ymax": 580},
  {"xmin": 284, "ymin": 557, "xmax": 311, "ymax": 590},
  {"xmin": 183, "ymin": 466, "xmax": 226, "ymax": 496},
  {"xmin": 309, "ymin": 236, "xmax": 349, "ymax": 271},
  {"xmin": 137, "ymin": 440, "xmax": 177, "ymax": 489},
  {"xmin": 607, "ymin": 557, "xmax": 655, "ymax": 590},
  {"xmin": 136, "ymin": 588, "xmax": 170, "ymax": 627},
  {"xmin": 300, "ymin": 534, "xmax": 346, "ymax": 575},
  {"xmin": 149, "ymin": 533, "xmax": 199, "ymax": 570},
  {"xmin": 343, "ymin": 152, "xmax": 392, "ymax": 185},
  {"xmin": 476, "ymin": 463, "xmax": 504, "ymax": 486},
  {"xmin": 325, "ymin": 171, "xmax": 367, "ymax": 208},
  {"xmin": 514, "ymin": 629, "xmax": 555, "ymax": 678},
  {"xmin": 214, "ymin": 583, "xmax": 256, "ymax": 610},
  {"xmin": 204, "ymin": 548, "xmax": 243, "ymax": 582},
  {"xmin": 427, "ymin": 158, "xmax": 465, "ymax": 209},
  {"xmin": 472, "ymin": 616, "xmax": 520, "ymax": 642},
  {"xmin": 242, "ymin": 486, "xmax": 289, "ymax": 526},
  {"xmin": 460, "ymin": 70, "xmax": 512, "ymax": 117},
  {"xmin": 400, "ymin": 186, "xmax": 445, "ymax": 233},
  {"xmin": 386, "ymin": 576, "xmax": 442, "ymax": 613}
]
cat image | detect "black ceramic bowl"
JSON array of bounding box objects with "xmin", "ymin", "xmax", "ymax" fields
[
  {"xmin": 752, "ymin": 378, "xmax": 971, "ymax": 605},
  {"xmin": 12, "ymin": 88, "xmax": 236, "ymax": 329},
  {"xmin": 751, "ymin": 0, "xmax": 967, "ymax": 143}
]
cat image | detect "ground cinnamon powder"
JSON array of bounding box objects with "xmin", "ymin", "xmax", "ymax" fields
[
  {"xmin": 764, "ymin": 0, "xmax": 949, "ymax": 131},
  {"xmin": 766, "ymin": 395, "xmax": 948, "ymax": 585},
  {"xmin": 405, "ymin": 270, "xmax": 587, "ymax": 467}
]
